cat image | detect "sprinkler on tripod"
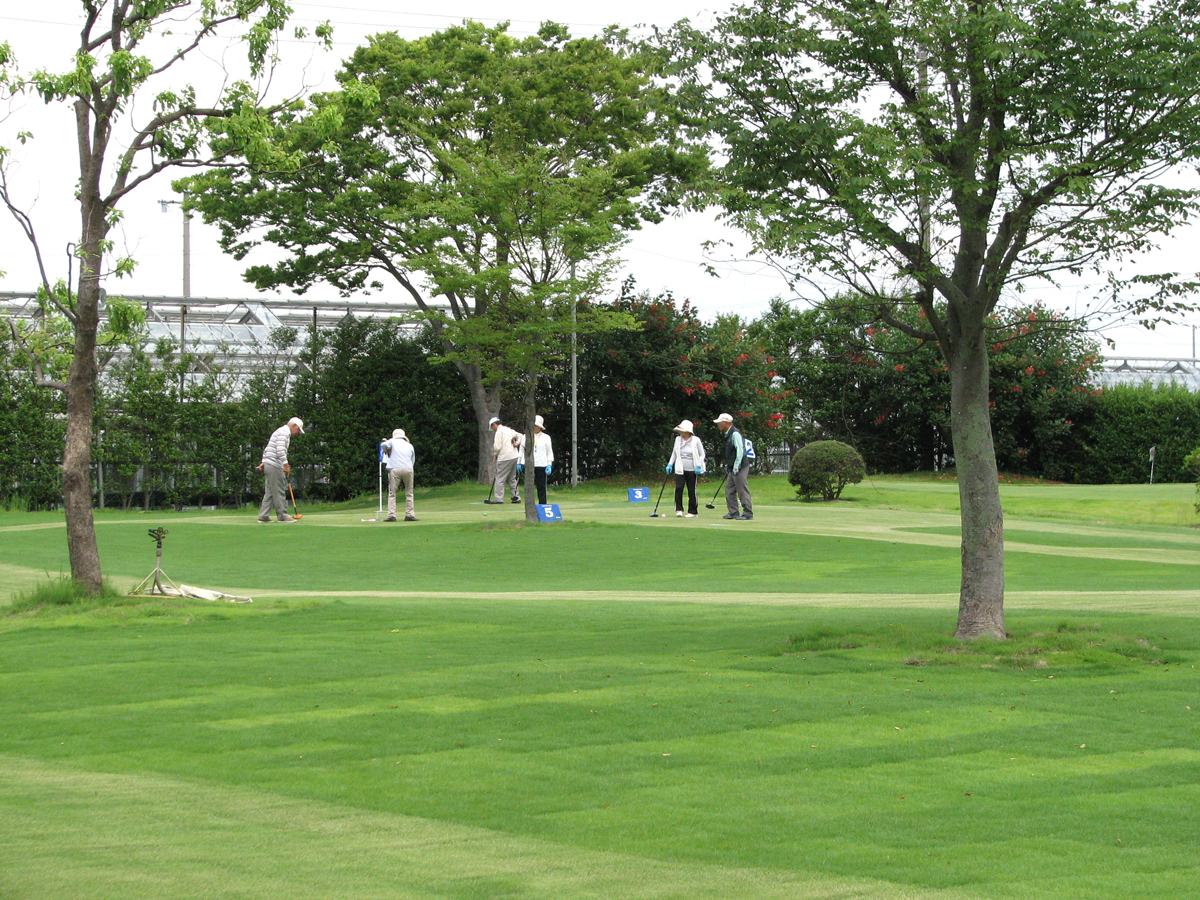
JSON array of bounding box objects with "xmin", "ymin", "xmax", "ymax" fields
[{"xmin": 133, "ymin": 527, "xmax": 181, "ymax": 596}]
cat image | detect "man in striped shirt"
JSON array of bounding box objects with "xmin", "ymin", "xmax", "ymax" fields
[{"xmin": 256, "ymin": 417, "xmax": 304, "ymax": 523}]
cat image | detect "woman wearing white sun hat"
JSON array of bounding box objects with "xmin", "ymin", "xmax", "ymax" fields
[
  {"xmin": 518, "ymin": 415, "xmax": 555, "ymax": 505},
  {"xmin": 665, "ymin": 419, "xmax": 706, "ymax": 517}
]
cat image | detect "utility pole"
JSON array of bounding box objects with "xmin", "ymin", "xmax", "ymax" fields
[
  {"xmin": 571, "ymin": 259, "xmax": 579, "ymax": 488},
  {"xmin": 159, "ymin": 198, "xmax": 191, "ymax": 300},
  {"xmin": 160, "ymin": 198, "xmax": 191, "ymax": 393}
]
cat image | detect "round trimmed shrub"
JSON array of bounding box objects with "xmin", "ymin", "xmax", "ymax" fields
[{"xmin": 789, "ymin": 441, "xmax": 866, "ymax": 501}]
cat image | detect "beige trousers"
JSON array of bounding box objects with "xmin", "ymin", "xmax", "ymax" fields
[{"xmin": 387, "ymin": 468, "xmax": 415, "ymax": 519}]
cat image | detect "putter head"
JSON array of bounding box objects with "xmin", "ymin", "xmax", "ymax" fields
[
  {"xmin": 705, "ymin": 503, "xmax": 716, "ymax": 509},
  {"xmin": 649, "ymin": 512, "xmax": 660, "ymax": 518}
]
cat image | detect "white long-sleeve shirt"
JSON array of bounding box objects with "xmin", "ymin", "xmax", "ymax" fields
[
  {"xmin": 523, "ymin": 431, "xmax": 554, "ymax": 467},
  {"xmin": 382, "ymin": 438, "xmax": 415, "ymax": 470},
  {"xmin": 667, "ymin": 434, "xmax": 706, "ymax": 473},
  {"xmin": 493, "ymin": 424, "xmax": 522, "ymax": 462}
]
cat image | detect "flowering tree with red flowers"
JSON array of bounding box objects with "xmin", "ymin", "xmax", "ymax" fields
[
  {"xmin": 543, "ymin": 284, "xmax": 793, "ymax": 476},
  {"xmin": 757, "ymin": 299, "xmax": 1103, "ymax": 477}
]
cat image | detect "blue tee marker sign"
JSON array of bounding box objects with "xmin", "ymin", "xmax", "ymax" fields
[
  {"xmin": 628, "ymin": 487, "xmax": 650, "ymax": 502},
  {"xmin": 536, "ymin": 504, "xmax": 564, "ymax": 523}
]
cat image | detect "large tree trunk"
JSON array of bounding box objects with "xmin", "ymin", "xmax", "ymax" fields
[
  {"xmin": 63, "ymin": 254, "xmax": 103, "ymax": 595},
  {"xmin": 947, "ymin": 328, "xmax": 1005, "ymax": 640},
  {"xmin": 454, "ymin": 360, "xmax": 500, "ymax": 485},
  {"xmin": 521, "ymin": 379, "xmax": 539, "ymax": 524}
]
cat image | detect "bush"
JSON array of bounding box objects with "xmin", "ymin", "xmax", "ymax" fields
[
  {"xmin": 1073, "ymin": 383, "xmax": 1200, "ymax": 484},
  {"xmin": 1185, "ymin": 446, "xmax": 1200, "ymax": 519},
  {"xmin": 789, "ymin": 440, "xmax": 866, "ymax": 500}
]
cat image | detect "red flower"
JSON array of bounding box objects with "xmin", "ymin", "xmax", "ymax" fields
[
  {"xmin": 895, "ymin": 364, "xmax": 904, "ymax": 372},
  {"xmin": 1024, "ymin": 366, "xmax": 1034, "ymax": 375}
]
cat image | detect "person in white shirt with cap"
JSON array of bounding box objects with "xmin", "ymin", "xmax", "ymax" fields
[
  {"xmin": 381, "ymin": 428, "xmax": 418, "ymax": 522},
  {"xmin": 256, "ymin": 417, "xmax": 304, "ymax": 523},
  {"xmin": 665, "ymin": 419, "xmax": 706, "ymax": 517},
  {"xmin": 486, "ymin": 416, "xmax": 523, "ymax": 504},
  {"xmin": 715, "ymin": 412, "xmax": 753, "ymax": 520}
]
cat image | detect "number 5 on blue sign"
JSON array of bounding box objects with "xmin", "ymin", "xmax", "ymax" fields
[
  {"xmin": 536, "ymin": 504, "xmax": 564, "ymax": 522},
  {"xmin": 628, "ymin": 487, "xmax": 649, "ymax": 502}
]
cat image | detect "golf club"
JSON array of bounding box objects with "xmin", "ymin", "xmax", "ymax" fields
[
  {"xmin": 648, "ymin": 472, "xmax": 670, "ymax": 517},
  {"xmin": 704, "ymin": 473, "xmax": 728, "ymax": 510},
  {"xmin": 287, "ymin": 479, "xmax": 303, "ymax": 520}
]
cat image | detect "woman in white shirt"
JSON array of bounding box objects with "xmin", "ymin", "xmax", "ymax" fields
[{"xmin": 665, "ymin": 419, "xmax": 706, "ymax": 517}]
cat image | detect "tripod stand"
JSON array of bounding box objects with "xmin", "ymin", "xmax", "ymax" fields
[{"xmin": 132, "ymin": 527, "xmax": 181, "ymax": 596}]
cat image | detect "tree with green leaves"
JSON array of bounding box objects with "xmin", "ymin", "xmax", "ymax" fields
[
  {"xmin": 666, "ymin": 0, "xmax": 1200, "ymax": 639},
  {"xmin": 0, "ymin": 2, "xmax": 323, "ymax": 592},
  {"xmin": 185, "ymin": 21, "xmax": 704, "ymax": 487},
  {"xmin": 0, "ymin": 328, "xmax": 65, "ymax": 511}
]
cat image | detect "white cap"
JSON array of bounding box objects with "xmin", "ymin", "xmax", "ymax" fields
[
  {"xmin": 534, "ymin": 415, "xmax": 544, "ymax": 429},
  {"xmin": 673, "ymin": 419, "xmax": 694, "ymax": 434},
  {"xmin": 288, "ymin": 416, "xmax": 305, "ymax": 433},
  {"xmin": 392, "ymin": 428, "xmax": 406, "ymax": 440},
  {"xmin": 713, "ymin": 413, "xmax": 733, "ymax": 424},
  {"xmin": 488, "ymin": 417, "xmax": 500, "ymax": 428}
]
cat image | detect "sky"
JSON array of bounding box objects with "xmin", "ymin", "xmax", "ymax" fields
[{"xmin": 2, "ymin": 0, "xmax": 1199, "ymax": 361}]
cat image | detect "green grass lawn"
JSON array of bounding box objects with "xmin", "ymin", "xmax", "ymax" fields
[{"xmin": 1, "ymin": 476, "xmax": 1198, "ymax": 899}]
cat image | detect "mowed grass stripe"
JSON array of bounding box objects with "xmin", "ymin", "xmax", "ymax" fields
[
  {"xmin": 0, "ymin": 518, "xmax": 1193, "ymax": 599},
  {"xmin": 0, "ymin": 755, "xmax": 977, "ymax": 900},
  {"xmin": 3, "ymin": 594, "xmax": 1198, "ymax": 897}
]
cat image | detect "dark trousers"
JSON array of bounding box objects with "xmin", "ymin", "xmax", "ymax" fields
[
  {"xmin": 534, "ymin": 466, "xmax": 548, "ymax": 505},
  {"xmin": 674, "ymin": 471, "xmax": 698, "ymax": 514}
]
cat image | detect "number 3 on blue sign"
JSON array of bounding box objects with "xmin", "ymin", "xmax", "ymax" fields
[{"xmin": 628, "ymin": 487, "xmax": 649, "ymax": 502}]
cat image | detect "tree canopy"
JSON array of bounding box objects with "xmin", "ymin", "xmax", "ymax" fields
[
  {"xmin": 664, "ymin": 0, "xmax": 1200, "ymax": 638},
  {"xmin": 186, "ymin": 21, "xmax": 707, "ymax": 487}
]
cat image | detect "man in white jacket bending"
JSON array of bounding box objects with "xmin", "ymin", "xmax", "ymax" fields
[{"xmin": 486, "ymin": 417, "xmax": 523, "ymax": 504}]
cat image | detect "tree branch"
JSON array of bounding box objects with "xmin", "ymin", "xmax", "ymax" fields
[{"xmin": 6, "ymin": 318, "xmax": 67, "ymax": 392}]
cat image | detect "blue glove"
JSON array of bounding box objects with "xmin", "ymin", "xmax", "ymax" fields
[
  {"xmin": 545, "ymin": 464, "xmax": 552, "ymax": 475},
  {"xmin": 665, "ymin": 464, "xmax": 674, "ymax": 474},
  {"xmin": 517, "ymin": 464, "xmax": 524, "ymax": 475},
  {"xmin": 696, "ymin": 465, "xmax": 705, "ymax": 475}
]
